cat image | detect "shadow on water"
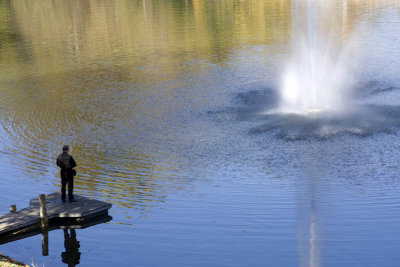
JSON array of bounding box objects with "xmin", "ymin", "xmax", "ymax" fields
[
  {"xmin": 0, "ymin": 214, "xmax": 111, "ymax": 266},
  {"xmin": 209, "ymin": 82, "xmax": 400, "ymax": 141},
  {"xmin": 207, "ymin": 87, "xmax": 279, "ymax": 122},
  {"xmin": 61, "ymin": 229, "xmax": 80, "ymax": 267}
]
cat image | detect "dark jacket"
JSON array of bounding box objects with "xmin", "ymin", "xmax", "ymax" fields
[{"xmin": 57, "ymin": 152, "xmax": 77, "ymax": 170}]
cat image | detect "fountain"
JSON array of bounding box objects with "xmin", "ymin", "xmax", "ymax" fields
[{"xmin": 279, "ymin": 0, "xmax": 355, "ymax": 115}]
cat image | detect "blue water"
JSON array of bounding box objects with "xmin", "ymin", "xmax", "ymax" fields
[{"xmin": 0, "ymin": 1, "xmax": 400, "ymax": 266}]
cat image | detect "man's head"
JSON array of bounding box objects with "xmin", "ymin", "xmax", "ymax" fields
[{"xmin": 62, "ymin": 145, "xmax": 69, "ymax": 152}]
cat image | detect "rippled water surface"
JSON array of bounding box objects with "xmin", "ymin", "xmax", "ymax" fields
[{"xmin": 1, "ymin": 0, "xmax": 400, "ymax": 266}]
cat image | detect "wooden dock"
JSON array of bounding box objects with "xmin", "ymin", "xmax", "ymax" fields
[{"xmin": 0, "ymin": 192, "xmax": 112, "ymax": 239}]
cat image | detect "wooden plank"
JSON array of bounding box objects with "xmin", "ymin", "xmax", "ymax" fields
[
  {"xmin": 29, "ymin": 192, "xmax": 111, "ymax": 218},
  {"xmin": 0, "ymin": 207, "xmax": 40, "ymax": 234}
]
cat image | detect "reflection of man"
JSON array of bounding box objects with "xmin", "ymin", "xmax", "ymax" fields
[
  {"xmin": 61, "ymin": 229, "xmax": 81, "ymax": 267},
  {"xmin": 57, "ymin": 145, "xmax": 77, "ymax": 201}
]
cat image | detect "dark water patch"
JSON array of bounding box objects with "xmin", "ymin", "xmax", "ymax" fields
[
  {"xmin": 233, "ymin": 87, "xmax": 279, "ymax": 111},
  {"xmin": 254, "ymin": 106, "xmax": 400, "ymax": 141},
  {"xmin": 353, "ymin": 80, "xmax": 399, "ymax": 98},
  {"xmin": 210, "ymin": 86, "xmax": 400, "ymax": 141},
  {"xmin": 207, "ymin": 87, "xmax": 279, "ymax": 122}
]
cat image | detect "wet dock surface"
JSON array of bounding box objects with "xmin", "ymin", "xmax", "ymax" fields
[{"xmin": 0, "ymin": 192, "xmax": 112, "ymax": 237}]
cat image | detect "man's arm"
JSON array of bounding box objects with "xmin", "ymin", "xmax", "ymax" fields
[{"xmin": 70, "ymin": 156, "xmax": 77, "ymax": 168}]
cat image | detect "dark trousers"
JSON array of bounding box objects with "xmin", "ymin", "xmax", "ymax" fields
[{"xmin": 61, "ymin": 169, "xmax": 74, "ymax": 200}]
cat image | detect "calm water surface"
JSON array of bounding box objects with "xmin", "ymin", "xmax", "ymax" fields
[{"xmin": 1, "ymin": 0, "xmax": 400, "ymax": 266}]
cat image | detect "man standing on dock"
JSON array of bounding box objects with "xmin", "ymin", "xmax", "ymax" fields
[{"xmin": 57, "ymin": 145, "xmax": 77, "ymax": 202}]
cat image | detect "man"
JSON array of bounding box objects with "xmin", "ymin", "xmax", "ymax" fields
[{"xmin": 56, "ymin": 145, "xmax": 77, "ymax": 201}]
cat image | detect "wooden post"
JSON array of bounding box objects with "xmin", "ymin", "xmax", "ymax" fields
[
  {"xmin": 42, "ymin": 228, "xmax": 49, "ymax": 256},
  {"xmin": 39, "ymin": 194, "xmax": 48, "ymax": 228},
  {"xmin": 9, "ymin": 205, "xmax": 16, "ymax": 213}
]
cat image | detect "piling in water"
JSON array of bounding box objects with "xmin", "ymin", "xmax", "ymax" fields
[
  {"xmin": 9, "ymin": 205, "xmax": 16, "ymax": 213},
  {"xmin": 39, "ymin": 194, "xmax": 48, "ymax": 228},
  {"xmin": 42, "ymin": 229, "xmax": 49, "ymax": 256}
]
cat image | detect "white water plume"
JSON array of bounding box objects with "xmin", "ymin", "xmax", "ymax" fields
[{"xmin": 279, "ymin": 0, "xmax": 355, "ymax": 115}]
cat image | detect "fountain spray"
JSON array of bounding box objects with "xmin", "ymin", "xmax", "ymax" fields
[{"xmin": 279, "ymin": 0, "xmax": 355, "ymax": 115}]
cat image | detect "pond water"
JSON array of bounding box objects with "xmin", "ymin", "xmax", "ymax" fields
[{"xmin": 1, "ymin": 0, "xmax": 400, "ymax": 266}]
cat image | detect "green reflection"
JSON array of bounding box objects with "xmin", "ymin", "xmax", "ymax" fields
[{"xmin": 1, "ymin": 0, "xmax": 292, "ymax": 81}]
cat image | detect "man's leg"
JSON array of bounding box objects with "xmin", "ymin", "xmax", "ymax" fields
[
  {"xmin": 67, "ymin": 173, "xmax": 74, "ymax": 201},
  {"xmin": 61, "ymin": 171, "xmax": 67, "ymax": 200}
]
